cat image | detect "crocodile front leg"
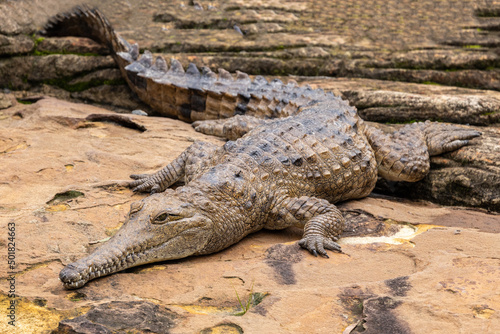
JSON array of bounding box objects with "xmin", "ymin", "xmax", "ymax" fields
[
  {"xmin": 129, "ymin": 141, "xmax": 219, "ymax": 193},
  {"xmin": 269, "ymin": 196, "xmax": 345, "ymax": 257}
]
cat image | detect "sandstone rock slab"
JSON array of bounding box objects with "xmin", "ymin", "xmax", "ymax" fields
[{"xmin": 0, "ymin": 98, "xmax": 498, "ymax": 333}]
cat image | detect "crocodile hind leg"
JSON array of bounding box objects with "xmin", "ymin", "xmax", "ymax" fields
[
  {"xmin": 268, "ymin": 196, "xmax": 345, "ymax": 257},
  {"xmin": 364, "ymin": 121, "xmax": 481, "ymax": 182},
  {"xmin": 129, "ymin": 141, "xmax": 219, "ymax": 193},
  {"xmin": 192, "ymin": 115, "xmax": 269, "ymax": 140}
]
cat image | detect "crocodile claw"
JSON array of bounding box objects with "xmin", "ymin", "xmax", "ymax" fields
[{"xmin": 298, "ymin": 235, "xmax": 341, "ymax": 258}]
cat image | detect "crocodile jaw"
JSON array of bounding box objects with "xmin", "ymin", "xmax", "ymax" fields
[
  {"xmin": 60, "ymin": 241, "xmax": 171, "ymax": 289},
  {"xmin": 59, "ymin": 193, "xmax": 213, "ymax": 289}
]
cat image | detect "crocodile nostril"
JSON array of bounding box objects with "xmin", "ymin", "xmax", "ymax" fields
[{"xmin": 59, "ymin": 264, "xmax": 82, "ymax": 283}]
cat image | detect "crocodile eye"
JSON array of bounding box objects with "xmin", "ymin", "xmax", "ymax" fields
[
  {"xmin": 153, "ymin": 212, "xmax": 170, "ymax": 224},
  {"xmin": 152, "ymin": 212, "xmax": 183, "ymax": 224}
]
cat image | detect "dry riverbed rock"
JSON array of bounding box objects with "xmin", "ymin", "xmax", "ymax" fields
[
  {"xmin": 0, "ymin": 98, "xmax": 498, "ymax": 333},
  {"xmin": 1, "ymin": 0, "xmax": 500, "ymax": 332}
]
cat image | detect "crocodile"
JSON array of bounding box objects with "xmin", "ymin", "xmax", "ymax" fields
[{"xmin": 44, "ymin": 7, "xmax": 481, "ymax": 289}]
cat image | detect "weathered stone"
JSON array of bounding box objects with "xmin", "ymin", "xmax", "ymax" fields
[
  {"xmin": 55, "ymin": 301, "xmax": 178, "ymax": 334},
  {"xmin": 0, "ymin": 3, "xmax": 35, "ymax": 35},
  {"xmin": 153, "ymin": 6, "xmax": 298, "ymax": 30},
  {"xmin": 242, "ymin": 22, "xmax": 285, "ymax": 34},
  {"xmin": 0, "ymin": 98, "xmax": 498, "ymax": 333},
  {"xmin": 0, "ymin": 92, "xmax": 14, "ymax": 110},
  {"xmin": 67, "ymin": 69, "xmax": 123, "ymax": 86},
  {"xmin": 286, "ymin": 46, "xmax": 331, "ymax": 59},
  {"xmin": 342, "ymin": 90, "xmax": 500, "ymax": 125},
  {"xmin": 301, "ymin": 76, "xmax": 500, "ymax": 99},
  {"xmin": 70, "ymin": 85, "xmax": 149, "ymax": 111},
  {"xmin": 0, "ymin": 34, "xmax": 34, "ymax": 55},
  {"xmin": 35, "ymin": 55, "xmax": 116, "ymax": 80},
  {"xmin": 385, "ymin": 49, "xmax": 500, "ymax": 70},
  {"xmin": 37, "ymin": 37, "xmax": 110, "ymax": 55},
  {"xmin": 0, "ymin": 55, "xmax": 116, "ymax": 90},
  {"xmin": 14, "ymin": 84, "xmax": 72, "ymax": 102},
  {"xmin": 0, "ymin": 56, "xmax": 33, "ymax": 90},
  {"xmin": 352, "ymin": 67, "xmax": 500, "ymax": 92}
]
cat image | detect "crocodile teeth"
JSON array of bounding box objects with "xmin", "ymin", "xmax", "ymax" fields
[
  {"xmin": 154, "ymin": 56, "xmax": 168, "ymax": 72},
  {"xmin": 218, "ymin": 68, "xmax": 233, "ymax": 82},
  {"xmin": 236, "ymin": 71, "xmax": 251, "ymax": 83},
  {"xmin": 254, "ymin": 75, "xmax": 267, "ymax": 84},
  {"xmin": 186, "ymin": 63, "xmax": 200, "ymax": 78},
  {"xmin": 140, "ymin": 67, "xmax": 164, "ymax": 79},
  {"xmin": 201, "ymin": 67, "xmax": 217, "ymax": 80},
  {"xmin": 138, "ymin": 50, "xmax": 153, "ymax": 67},
  {"xmin": 117, "ymin": 51, "xmax": 134, "ymax": 63},
  {"xmin": 125, "ymin": 61, "xmax": 146, "ymax": 73},
  {"xmin": 169, "ymin": 58, "xmax": 185, "ymax": 75},
  {"xmin": 271, "ymin": 78, "xmax": 283, "ymax": 88},
  {"xmin": 130, "ymin": 43, "xmax": 139, "ymax": 61}
]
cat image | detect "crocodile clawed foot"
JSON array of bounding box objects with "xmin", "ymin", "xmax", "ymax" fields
[
  {"xmin": 424, "ymin": 122, "xmax": 482, "ymax": 156},
  {"xmin": 192, "ymin": 120, "xmax": 222, "ymax": 137},
  {"xmin": 130, "ymin": 173, "xmax": 149, "ymax": 180},
  {"xmin": 298, "ymin": 235, "xmax": 342, "ymax": 258},
  {"xmin": 128, "ymin": 174, "xmax": 157, "ymax": 193}
]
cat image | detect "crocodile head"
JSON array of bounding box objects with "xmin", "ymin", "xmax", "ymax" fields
[{"xmin": 59, "ymin": 190, "xmax": 213, "ymax": 289}]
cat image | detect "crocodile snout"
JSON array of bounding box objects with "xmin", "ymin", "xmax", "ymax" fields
[{"xmin": 59, "ymin": 263, "xmax": 89, "ymax": 289}]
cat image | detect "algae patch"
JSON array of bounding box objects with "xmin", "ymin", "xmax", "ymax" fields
[
  {"xmin": 0, "ymin": 294, "xmax": 89, "ymax": 333},
  {"xmin": 172, "ymin": 291, "xmax": 268, "ymax": 316},
  {"xmin": 46, "ymin": 190, "xmax": 85, "ymax": 211}
]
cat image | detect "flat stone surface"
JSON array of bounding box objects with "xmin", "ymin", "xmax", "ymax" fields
[
  {"xmin": 2, "ymin": 0, "xmax": 500, "ymax": 94},
  {"xmin": 0, "ymin": 98, "xmax": 498, "ymax": 333},
  {"xmin": 36, "ymin": 37, "xmax": 110, "ymax": 55},
  {"xmin": 1, "ymin": 0, "xmax": 499, "ymax": 125},
  {"xmin": 0, "ymin": 34, "xmax": 34, "ymax": 56},
  {"xmin": 1, "ymin": 0, "xmax": 500, "ymax": 332}
]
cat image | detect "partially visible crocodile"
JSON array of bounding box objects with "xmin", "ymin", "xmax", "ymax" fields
[
  {"xmin": 42, "ymin": 6, "xmax": 348, "ymax": 129},
  {"xmin": 45, "ymin": 7, "xmax": 481, "ymax": 289}
]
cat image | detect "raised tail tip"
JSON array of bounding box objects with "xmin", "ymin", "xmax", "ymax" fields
[{"xmin": 41, "ymin": 5, "xmax": 101, "ymax": 37}]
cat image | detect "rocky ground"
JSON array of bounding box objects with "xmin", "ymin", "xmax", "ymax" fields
[{"xmin": 0, "ymin": 0, "xmax": 499, "ymax": 333}]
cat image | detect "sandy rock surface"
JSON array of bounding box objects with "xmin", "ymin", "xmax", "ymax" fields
[
  {"xmin": 0, "ymin": 98, "xmax": 498, "ymax": 333},
  {"xmin": 0, "ymin": 0, "xmax": 499, "ymax": 332}
]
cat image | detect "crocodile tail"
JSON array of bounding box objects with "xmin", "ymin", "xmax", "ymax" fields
[
  {"xmin": 42, "ymin": 5, "xmax": 127, "ymax": 55},
  {"xmin": 42, "ymin": 7, "xmax": 339, "ymax": 122}
]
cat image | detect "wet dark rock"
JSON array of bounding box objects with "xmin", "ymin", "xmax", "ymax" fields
[
  {"xmin": 265, "ymin": 243, "xmax": 303, "ymax": 285},
  {"xmin": 362, "ymin": 297, "xmax": 410, "ymax": 334},
  {"xmin": 385, "ymin": 276, "xmax": 411, "ymax": 297},
  {"xmin": 54, "ymin": 301, "xmax": 178, "ymax": 334}
]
